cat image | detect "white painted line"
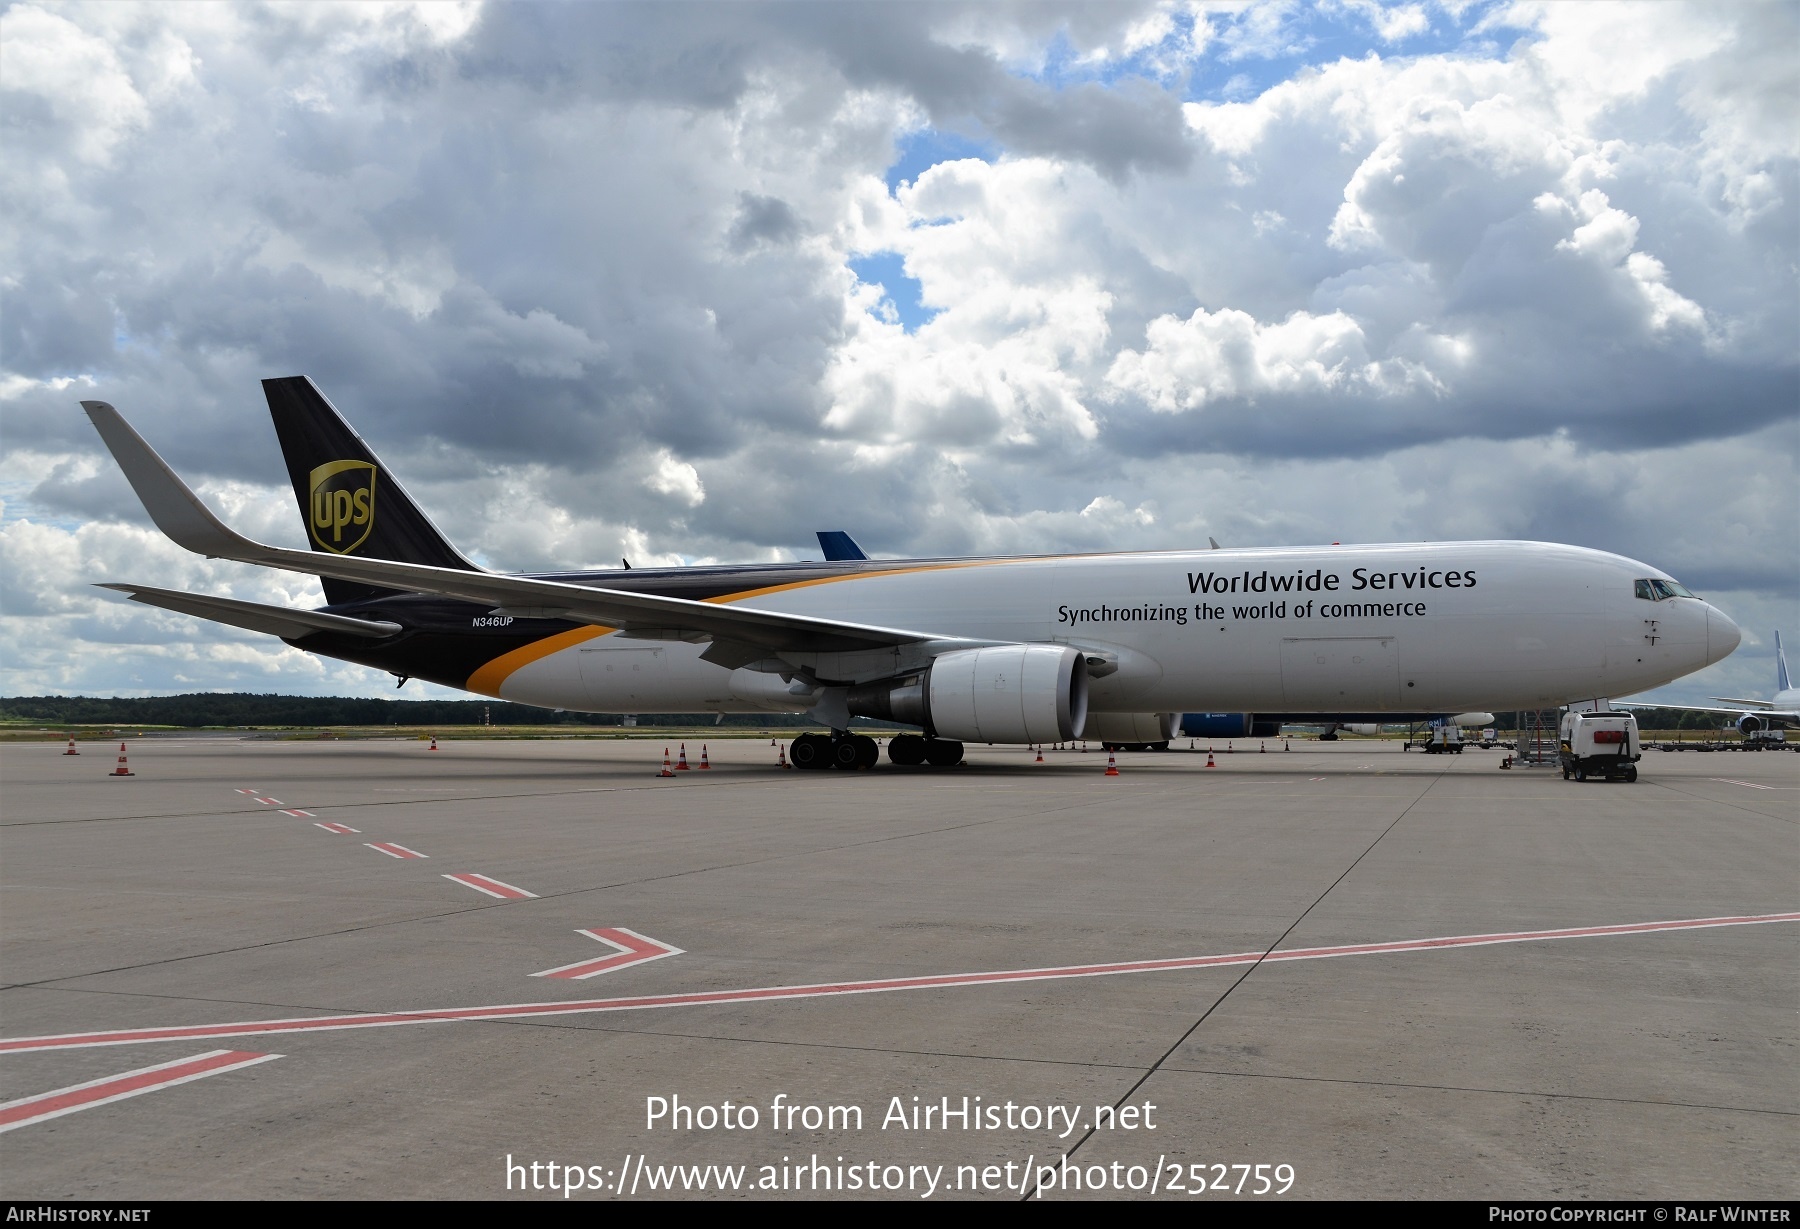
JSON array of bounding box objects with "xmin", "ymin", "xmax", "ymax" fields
[
  {"xmin": 443, "ymin": 873, "xmax": 538, "ymax": 901},
  {"xmin": 366, "ymin": 842, "xmax": 428, "ymax": 860},
  {"xmin": 255, "ymin": 797, "xmax": 281, "ymax": 806},
  {"xmin": 9, "ymin": 911, "xmax": 1792, "ymax": 1054},
  {"xmin": 281, "ymin": 809, "xmax": 315, "ymax": 818},
  {"xmin": 315, "ymin": 822, "xmax": 358, "ymax": 834},
  {"xmin": 0, "ymin": 1050, "xmax": 280, "ymax": 1133},
  {"xmin": 1711, "ymin": 778, "xmax": 1775, "ymax": 790}
]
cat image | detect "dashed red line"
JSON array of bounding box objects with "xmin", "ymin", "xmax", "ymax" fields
[
  {"xmin": 234, "ymin": 789, "xmax": 259, "ymax": 795},
  {"xmin": 4, "ymin": 911, "xmax": 1792, "ymax": 1054},
  {"xmin": 281, "ymin": 809, "xmax": 314, "ymax": 818},
  {"xmin": 315, "ymin": 822, "xmax": 358, "ymax": 834},
  {"xmin": 444, "ymin": 873, "xmax": 538, "ymax": 900},
  {"xmin": 0, "ymin": 1050, "xmax": 279, "ymax": 1132},
  {"xmin": 255, "ymin": 797, "xmax": 281, "ymax": 806},
  {"xmin": 366, "ymin": 842, "xmax": 427, "ymax": 860}
]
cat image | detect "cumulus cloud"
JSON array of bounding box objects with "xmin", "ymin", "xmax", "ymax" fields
[{"xmin": 0, "ymin": 0, "xmax": 1792, "ymax": 705}]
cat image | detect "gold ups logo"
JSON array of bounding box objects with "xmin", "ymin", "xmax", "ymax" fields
[{"xmin": 309, "ymin": 460, "xmax": 377, "ymax": 553}]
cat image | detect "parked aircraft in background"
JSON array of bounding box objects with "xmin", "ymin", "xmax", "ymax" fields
[
  {"xmin": 1620, "ymin": 631, "xmax": 1796, "ymax": 737},
  {"xmin": 86, "ymin": 378, "xmax": 1740, "ymax": 771}
]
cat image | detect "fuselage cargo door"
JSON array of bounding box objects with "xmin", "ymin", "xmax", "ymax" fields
[
  {"xmin": 1279, "ymin": 637, "xmax": 1401, "ymax": 710},
  {"xmin": 580, "ymin": 645, "xmax": 670, "ymax": 707}
]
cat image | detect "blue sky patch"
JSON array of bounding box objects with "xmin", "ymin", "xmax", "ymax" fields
[
  {"xmin": 885, "ymin": 128, "xmax": 996, "ymax": 194},
  {"xmin": 848, "ymin": 251, "xmax": 938, "ymax": 333}
]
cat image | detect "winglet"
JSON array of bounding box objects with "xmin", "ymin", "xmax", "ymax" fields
[{"xmin": 81, "ymin": 401, "xmax": 262, "ymax": 562}]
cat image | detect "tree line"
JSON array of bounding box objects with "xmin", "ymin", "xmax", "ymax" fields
[{"xmin": 0, "ymin": 694, "xmax": 826, "ymax": 729}]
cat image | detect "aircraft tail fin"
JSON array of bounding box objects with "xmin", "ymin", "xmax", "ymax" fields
[
  {"xmin": 1778, "ymin": 631, "xmax": 1790, "ymax": 694},
  {"xmin": 262, "ymin": 377, "xmax": 479, "ymax": 605},
  {"xmin": 816, "ymin": 530, "xmax": 868, "ymax": 561}
]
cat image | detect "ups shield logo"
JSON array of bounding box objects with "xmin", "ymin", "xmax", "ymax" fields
[{"xmin": 309, "ymin": 460, "xmax": 377, "ymax": 553}]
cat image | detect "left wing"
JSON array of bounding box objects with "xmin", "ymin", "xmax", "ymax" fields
[{"xmin": 83, "ymin": 401, "xmax": 996, "ymax": 673}]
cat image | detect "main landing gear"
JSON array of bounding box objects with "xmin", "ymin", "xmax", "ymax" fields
[
  {"xmin": 789, "ymin": 732, "xmax": 880, "ymax": 770},
  {"xmin": 787, "ymin": 732, "xmax": 965, "ymax": 769}
]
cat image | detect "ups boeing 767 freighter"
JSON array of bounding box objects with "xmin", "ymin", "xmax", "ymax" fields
[{"xmin": 82, "ymin": 378, "xmax": 1740, "ymax": 770}]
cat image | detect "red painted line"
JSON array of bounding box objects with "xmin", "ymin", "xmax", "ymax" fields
[
  {"xmin": 0, "ymin": 1050, "xmax": 279, "ymax": 1133},
  {"xmin": 235, "ymin": 789, "xmax": 259, "ymax": 795},
  {"xmin": 255, "ymin": 798, "xmax": 280, "ymax": 806},
  {"xmin": 315, "ymin": 822, "xmax": 358, "ymax": 834},
  {"xmin": 366, "ymin": 842, "xmax": 427, "ymax": 859},
  {"xmin": 281, "ymin": 809, "xmax": 315, "ymax": 818},
  {"xmin": 444, "ymin": 873, "xmax": 538, "ymax": 901},
  {"xmin": 533, "ymin": 928, "xmax": 683, "ymax": 979},
  {"xmin": 3, "ymin": 912, "xmax": 1792, "ymax": 1055}
]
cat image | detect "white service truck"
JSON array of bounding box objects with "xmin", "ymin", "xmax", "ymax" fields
[{"xmin": 1559, "ymin": 710, "xmax": 1642, "ymax": 783}]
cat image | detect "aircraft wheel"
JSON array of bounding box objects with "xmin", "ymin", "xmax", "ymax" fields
[
  {"xmin": 852, "ymin": 734, "xmax": 880, "ymax": 769},
  {"xmin": 790, "ymin": 733, "xmax": 832, "ymax": 770},
  {"xmin": 924, "ymin": 739, "xmax": 964, "ymax": 767},
  {"xmin": 830, "ymin": 737, "xmax": 864, "ymax": 770},
  {"xmin": 888, "ymin": 734, "xmax": 925, "ymax": 766}
]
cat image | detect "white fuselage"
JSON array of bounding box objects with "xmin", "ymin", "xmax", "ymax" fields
[{"xmin": 488, "ymin": 541, "xmax": 1737, "ymax": 726}]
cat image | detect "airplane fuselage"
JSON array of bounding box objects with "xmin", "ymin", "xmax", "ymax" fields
[{"xmin": 294, "ymin": 540, "xmax": 1731, "ymax": 721}]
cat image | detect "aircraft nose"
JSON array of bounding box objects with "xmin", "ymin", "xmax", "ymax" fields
[{"xmin": 1706, "ymin": 605, "xmax": 1742, "ymax": 665}]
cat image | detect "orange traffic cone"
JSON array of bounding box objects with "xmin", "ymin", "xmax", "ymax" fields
[
  {"xmin": 110, "ymin": 743, "xmax": 134, "ymax": 777},
  {"xmin": 429, "ymin": 735, "xmax": 438, "ymax": 751},
  {"xmin": 658, "ymin": 747, "xmax": 674, "ymax": 777},
  {"xmin": 1080, "ymin": 740, "xmax": 1088, "ymax": 753},
  {"xmin": 1035, "ymin": 745, "xmax": 1044, "ymax": 763},
  {"xmin": 1227, "ymin": 740, "xmax": 1233, "ymax": 754},
  {"xmin": 698, "ymin": 744, "xmax": 711, "ymax": 770},
  {"xmin": 1205, "ymin": 750, "xmax": 1216, "ymax": 768},
  {"xmin": 63, "ymin": 737, "xmax": 79, "ymax": 755},
  {"xmin": 1260, "ymin": 741, "xmax": 1266, "ymax": 753},
  {"xmin": 777, "ymin": 744, "xmax": 790, "ymax": 769},
  {"xmin": 1104, "ymin": 751, "xmax": 1119, "ymax": 776},
  {"xmin": 1284, "ymin": 739, "xmax": 1290, "ymax": 752},
  {"xmin": 675, "ymin": 743, "xmax": 690, "ymax": 770}
]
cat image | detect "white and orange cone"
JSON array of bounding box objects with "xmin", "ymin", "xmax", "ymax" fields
[
  {"xmin": 110, "ymin": 742, "xmax": 134, "ymax": 777},
  {"xmin": 1205, "ymin": 750, "xmax": 1216, "ymax": 768},
  {"xmin": 675, "ymin": 743, "xmax": 690, "ymax": 770},
  {"xmin": 1104, "ymin": 751, "xmax": 1119, "ymax": 776},
  {"xmin": 777, "ymin": 744, "xmax": 790, "ymax": 769},
  {"xmin": 658, "ymin": 747, "xmax": 675, "ymax": 777},
  {"xmin": 1035, "ymin": 745, "xmax": 1044, "ymax": 763},
  {"xmin": 63, "ymin": 737, "xmax": 79, "ymax": 756},
  {"xmin": 698, "ymin": 744, "xmax": 711, "ymax": 770},
  {"xmin": 429, "ymin": 735, "xmax": 438, "ymax": 751}
]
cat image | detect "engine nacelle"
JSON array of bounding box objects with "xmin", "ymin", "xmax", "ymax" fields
[
  {"xmin": 1737, "ymin": 713, "xmax": 1766, "ymax": 735},
  {"xmin": 848, "ymin": 644, "xmax": 1088, "ymax": 744},
  {"xmin": 1083, "ymin": 712, "xmax": 1178, "ymax": 745}
]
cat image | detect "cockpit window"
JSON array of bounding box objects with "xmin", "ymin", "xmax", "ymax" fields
[{"xmin": 1636, "ymin": 578, "xmax": 1696, "ymax": 601}]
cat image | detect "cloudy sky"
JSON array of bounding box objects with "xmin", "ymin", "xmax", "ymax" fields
[{"xmin": 2, "ymin": 0, "xmax": 1795, "ymax": 704}]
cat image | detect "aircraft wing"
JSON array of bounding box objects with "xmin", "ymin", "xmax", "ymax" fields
[
  {"xmin": 1616, "ymin": 699, "xmax": 1800, "ymax": 722},
  {"xmin": 98, "ymin": 584, "xmax": 404, "ymax": 640},
  {"xmin": 83, "ymin": 401, "xmax": 984, "ymax": 662},
  {"xmin": 1708, "ymin": 696, "xmax": 1776, "ymax": 709}
]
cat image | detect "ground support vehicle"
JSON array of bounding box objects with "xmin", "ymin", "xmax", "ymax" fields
[{"xmin": 1559, "ymin": 710, "xmax": 1642, "ymax": 782}]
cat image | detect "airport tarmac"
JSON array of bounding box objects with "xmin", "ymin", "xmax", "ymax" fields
[{"xmin": 1, "ymin": 736, "xmax": 1794, "ymax": 1201}]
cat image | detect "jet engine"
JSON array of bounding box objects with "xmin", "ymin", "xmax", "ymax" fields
[
  {"xmin": 1736, "ymin": 712, "xmax": 1767, "ymax": 735},
  {"xmin": 848, "ymin": 643, "xmax": 1088, "ymax": 744}
]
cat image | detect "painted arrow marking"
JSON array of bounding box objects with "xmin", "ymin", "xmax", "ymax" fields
[
  {"xmin": 2, "ymin": 912, "xmax": 1793, "ymax": 1054},
  {"xmin": 0, "ymin": 1050, "xmax": 280, "ymax": 1134},
  {"xmin": 532, "ymin": 928, "xmax": 684, "ymax": 980},
  {"xmin": 444, "ymin": 873, "xmax": 538, "ymax": 901},
  {"xmin": 366, "ymin": 842, "xmax": 427, "ymax": 860}
]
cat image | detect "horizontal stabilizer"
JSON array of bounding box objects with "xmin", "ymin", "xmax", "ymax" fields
[{"xmin": 98, "ymin": 584, "xmax": 403, "ymax": 640}]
